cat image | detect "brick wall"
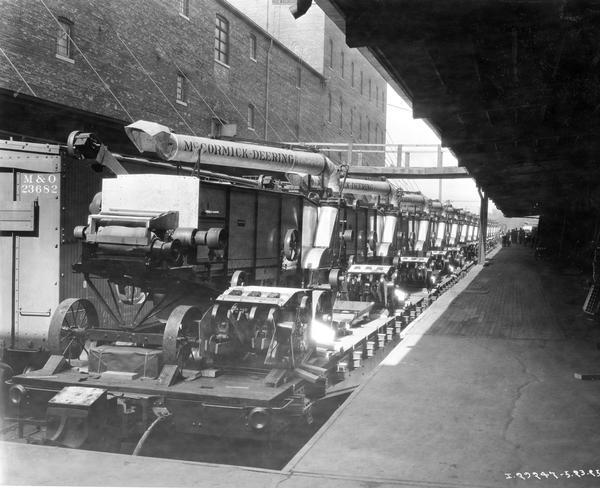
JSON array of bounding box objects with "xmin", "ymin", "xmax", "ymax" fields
[
  {"xmin": 227, "ymin": 0, "xmax": 389, "ymax": 166},
  {"xmin": 322, "ymin": 17, "xmax": 387, "ymax": 166},
  {"xmin": 0, "ymin": 0, "xmax": 386, "ymax": 166},
  {"xmin": 0, "ymin": 0, "xmax": 324, "ymax": 146}
]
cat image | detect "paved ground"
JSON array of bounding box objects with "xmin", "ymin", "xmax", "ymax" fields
[{"xmin": 3, "ymin": 245, "xmax": 600, "ymax": 487}]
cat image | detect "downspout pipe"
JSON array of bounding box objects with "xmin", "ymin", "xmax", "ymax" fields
[{"xmin": 265, "ymin": 38, "xmax": 273, "ymax": 139}]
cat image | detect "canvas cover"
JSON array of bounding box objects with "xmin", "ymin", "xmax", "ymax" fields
[{"xmin": 88, "ymin": 345, "xmax": 163, "ymax": 379}]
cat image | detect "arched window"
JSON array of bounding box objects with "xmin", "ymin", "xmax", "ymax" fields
[{"xmin": 56, "ymin": 18, "xmax": 72, "ymax": 59}]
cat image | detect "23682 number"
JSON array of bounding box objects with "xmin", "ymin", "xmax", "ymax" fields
[{"xmin": 20, "ymin": 184, "xmax": 58, "ymax": 194}]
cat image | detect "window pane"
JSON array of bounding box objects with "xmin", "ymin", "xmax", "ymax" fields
[
  {"xmin": 215, "ymin": 15, "xmax": 229, "ymax": 64},
  {"xmin": 248, "ymin": 104, "xmax": 254, "ymax": 128},
  {"xmin": 180, "ymin": 0, "xmax": 189, "ymax": 16},
  {"xmin": 176, "ymin": 74, "xmax": 184, "ymax": 101},
  {"xmin": 56, "ymin": 21, "xmax": 71, "ymax": 57}
]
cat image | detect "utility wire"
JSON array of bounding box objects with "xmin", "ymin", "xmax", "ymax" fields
[
  {"xmin": 144, "ymin": 33, "xmax": 223, "ymax": 125},
  {"xmin": 150, "ymin": 30, "xmax": 289, "ymax": 142},
  {"xmin": 0, "ymin": 46, "xmax": 37, "ymax": 97},
  {"xmin": 115, "ymin": 32, "xmax": 196, "ymax": 135},
  {"xmin": 38, "ymin": 0, "xmax": 134, "ymax": 122}
]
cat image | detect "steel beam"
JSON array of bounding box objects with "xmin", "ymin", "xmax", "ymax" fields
[{"xmin": 346, "ymin": 166, "xmax": 470, "ymax": 179}]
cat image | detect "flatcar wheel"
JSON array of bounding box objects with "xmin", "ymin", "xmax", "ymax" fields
[
  {"xmin": 48, "ymin": 298, "xmax": 98, "ymax": 359},
  {"xmin": 163, "ymin": 305, "xmax": 201, "ymax": 367}
]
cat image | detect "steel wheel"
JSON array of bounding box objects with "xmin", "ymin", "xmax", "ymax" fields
[
  {"xmin": 163, "ymin": 305, "xmax": 201, "ymax": 367},
  {"xmin": 48, "ymin": 298, "xmax": 98, "ymax": 359}
]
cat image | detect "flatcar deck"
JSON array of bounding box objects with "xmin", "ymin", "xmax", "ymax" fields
[
  {"xmin": 10, "ymin": 307, "xmax": 401, "ymax": 405},
  {"xmin": 6, "ymin": 246, "xmax": 598, "ymax": 487},
  {"xmin": 12, "ymin": 367, "xmax": 298, "ymax": 403}
]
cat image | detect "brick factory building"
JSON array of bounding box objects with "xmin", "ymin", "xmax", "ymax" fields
[{"xmin": 0, "ymin": 0, "xmax": 387, "ymax": 165}]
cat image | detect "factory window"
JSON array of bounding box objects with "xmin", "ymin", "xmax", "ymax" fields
[
  {"xmin": 328, "ymin": 39, "xmax": 333, "ymax": 68},
  {"xmin": 351, "ymin": 62, "xmax": 355, "ymax": 87},
  {"xmin": 360, "ymin": 71, "xmax": 363, "ymax": 95},
  {"xmin": 340, "ymin": 51, "xmax": 345, "ymax": 78},
  {"xmin": 176, "ymin": 73, "xmax": 186, "ymax": 104},
  {"xmin": 179, "ymin": 0, "xmax": 189, "ymax": 17},
  {"xmin": 367, "ymin": 120, "xmax": 371, "ymax": 143},
  {"xmin": 247, "ymin": 104, "xmax": 255, "ymax": 129},
  {"xmin": 249, "ymin": 34, "xmax": 257, "ymax": 60},
  {"xmin": 211, "ymin": 117, "xmax": 224, "ymax": 138},
  {"xmin": 382, "ymin": 89, "xmax": 385, "ymax": 109},
  {"xmin": 376, "ymin": 86, "xmax": 379, "ymax": 105},
  {"xmin": 215, "ymin": 15, "xmax": 229, "ymax": 65},
  {"xmin": 368, "ymin": 79, "xmax": 372, "ymax": 100},
  {"xmin": 296, "ymin": 66, "xmax": 301, "ymax": 88},
  {"xmin": 350, "ymin": 107, "xmax": 354, "ymax": 134},
  {"xmin": 339, "ymin": 97, "xmax": 343, "ymax": 129},
  {"xmin": 56, "ymin": 18, "xmax": 72, "ymax": 60},
  {"xmin": 376, "ymin": 124, "xmax": 380, "ymax": 144},
  {"xmin": 359, "ymin": 114, "xmax": 362, "ymax": 139},
  {"xmin": 328, "ymin": 93, "xmax": 332, "ymax": 122}
]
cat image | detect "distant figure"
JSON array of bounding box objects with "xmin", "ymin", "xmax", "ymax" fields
[{"xmin": 531, "ymin": 227, "xmax": 538, "ymax": 248}]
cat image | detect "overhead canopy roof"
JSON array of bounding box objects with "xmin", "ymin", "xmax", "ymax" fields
[{"xmin": 316, "ymin": 0, "xmax": 600, "ymax": 217}]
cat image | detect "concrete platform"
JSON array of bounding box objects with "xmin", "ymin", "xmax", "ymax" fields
[{"xmin": 3, "ymin": 245, "xmax": 600, "ymax": 487}]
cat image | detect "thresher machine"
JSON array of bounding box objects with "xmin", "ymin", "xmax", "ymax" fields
[{"xmin": 5, "ymin": 121, "xmax": 414, "ymax": 449}]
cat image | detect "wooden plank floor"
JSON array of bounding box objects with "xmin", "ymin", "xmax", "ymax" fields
[{"xmin": 425, "ymin": 246, "xmax": 582, "ymax": 340}]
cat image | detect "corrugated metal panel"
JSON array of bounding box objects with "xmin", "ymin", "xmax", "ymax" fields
[{"xmin": 59, "ymin": 156, "xmax": 105, "ymax": 318}]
